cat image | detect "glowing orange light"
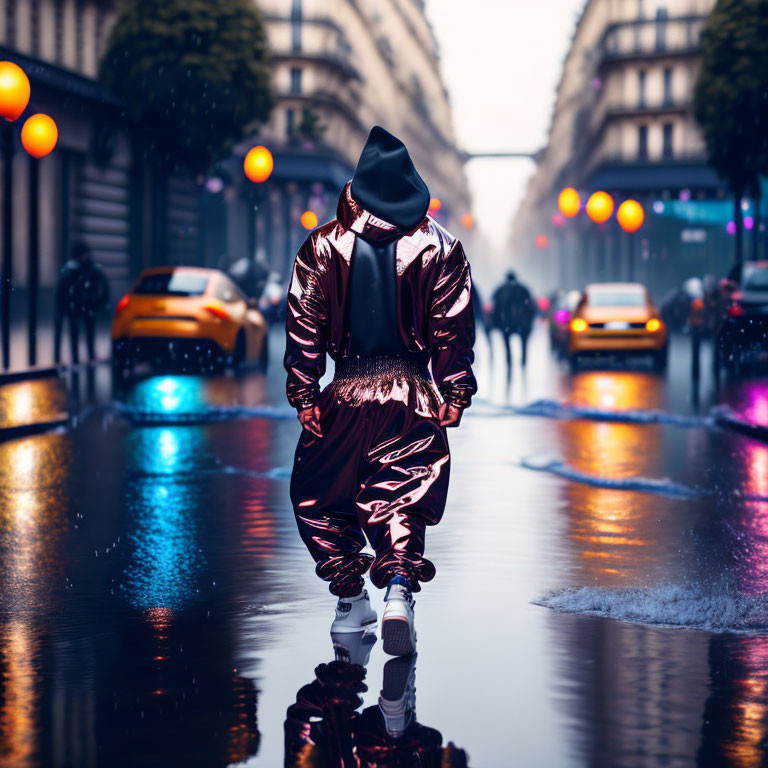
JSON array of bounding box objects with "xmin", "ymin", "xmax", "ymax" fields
[
  {"xmin": 20, "ymin": 113, "xmax": 57, "ymax": 158},
  {"xmin": 300, "ymin": 210, "xmax": 318, "ymax": 230},
  {"xmin": 0, "ymin": 62, "xmax": 30, "ymax": 122},
  {"xmin": 586, "ymin": 191, "xmax": 615, "ymax": 224},
  {"xmin": 535, "ymin": 234, "xmax": 549, "ymax": 250},
  {"xmin": 617, "ymin": 199, "xmax": 645, "ymax": 233},
  {"xmin": 646, "ymin": 318, "xmax": 662, "ymax": 332},
  {"xmin": 428, "ymin": 198, "xmax": 442, "ymax": 212},
  {"xmin": 243, "ymin": 145, "xmax": 273, "ymax": 183},
  {"xmin": 558, "ymin": 187, "xmax": 581, "ymax": 218},
  {"xmin": 691, "ymin": 298, "xmax": 705, "ymax": 311},
  {"xmin": 571, "ymin": 318, "xmax": 588, "ymax": 333},
  {"xmin": 460, "ymin": 212, "xmax": 475, "ymax": 229}
]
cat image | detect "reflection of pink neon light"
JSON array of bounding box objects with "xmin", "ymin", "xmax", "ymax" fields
[{"xmin": 744, "ymin": 385, "xmax": 768, "ymax": 426}]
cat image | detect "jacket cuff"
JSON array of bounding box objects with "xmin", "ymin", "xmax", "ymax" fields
[
  {"xmin": 289, "ymin": 393, "xmax": 318, "ymax": 411},
  {"xmin": 440, "ymin": 387, "xmax": 473, "ymax": 411}
]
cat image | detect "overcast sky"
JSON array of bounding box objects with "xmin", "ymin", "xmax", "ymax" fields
[{"xmin": 424, "ymin": 0, "xmax": 585, "ymax": 265}]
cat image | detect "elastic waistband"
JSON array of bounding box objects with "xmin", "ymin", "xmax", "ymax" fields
[{"xmin": 333, "ymin": 354, "xmax": 430, "ymax": 381}]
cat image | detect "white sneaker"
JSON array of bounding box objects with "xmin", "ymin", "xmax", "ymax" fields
[
  {"xmin": 381, "ymin": 579, "xmax": 416, "ymax": 656},
  {"xmin": 379, "ymin": 653, "xmax": 417, "ymax": 737},
  {"xmin": 331, "ymin": 630, "xmax": 377, "ymax": 666},
  {"xmin": 330, "ymin": 589, "xmax": 377, "ymax": 634}
]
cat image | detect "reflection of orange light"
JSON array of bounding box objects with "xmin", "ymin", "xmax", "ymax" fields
[
  {"xmin": 460, "ymin": 212, "xmax": 475, "ymax": 229},
  {"xmin": 0, "ymin": 622, "xmax": 37, "ymax": 766},
  {"xmin": 535, "ymin": 234, "xmax": 549, "ymax": 250},
  {"xmin": 617, "ymin": 200, "xmax": 645, "ymax": 233},
  {"xmin": 428, "ymin": 198, "xmax": 442, "ymax": 212},
  {"xmin": 21, "ymin": 114, "xmax": 58, "ymax": 158},
  {"xmin": 147, "ymin": 606, "xmax": 173, "ymax": 634},
  {"xmin": 300, "ymin": 210, "xmax": 318, "ymax": 230},
  {"xmin": 243, "ymin": 145, "xmax": 273, "ymax": 183},
  {"xmin": 0, "ymin": 61, "xmax": 30, "ymax": 122},
  {"xmin": 557, "ymin": 372, "xmax": 663, "ymax": 583},
  {"xmin": 586, "ymin": 191, "xmax": 615, "ymax": 224},
  {"xmin": 571, "ymin": 318, "xmax": 588, "ymax": 333},
  {"xmin": 558, "ymin": 187, "xmax": 581, "ymax": 218}
]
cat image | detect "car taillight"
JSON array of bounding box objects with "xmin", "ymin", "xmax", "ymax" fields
[
  {"xmin": 646, "ymin": 318, "xmax": 662, "ymax": 332},
  {"xmin": 204, "ymin": 303, "xmax": 229, "ymax": 320},
  {"xmin": 570, "ymin": 318, "xmax": 588, "ymax": 333},
  {"xmin": 115, "ymin": 295, "xmax": 130, "ymax": 314},
  {"xmin": 727, "ymin": 302, "xmax": 745, "ymax": 317}
]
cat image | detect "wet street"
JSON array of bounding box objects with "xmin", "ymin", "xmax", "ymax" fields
[{"xmin": 3, "ymin": 325, "xmax": 768, "ymax": 767}]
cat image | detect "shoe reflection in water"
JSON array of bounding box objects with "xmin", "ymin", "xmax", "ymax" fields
[{"xmin": 284, "ymin": 631, "xmax": 469, "ymax": 767}]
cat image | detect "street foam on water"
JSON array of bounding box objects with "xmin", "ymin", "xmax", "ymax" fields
[{"xmin": 536, "ymin": 584, "xmax": 768, "ymax": 634}]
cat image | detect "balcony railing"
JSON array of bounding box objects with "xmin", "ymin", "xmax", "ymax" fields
[{"xmin": 599, "ymin": 15, "xmax": 707, "ymax": 65}]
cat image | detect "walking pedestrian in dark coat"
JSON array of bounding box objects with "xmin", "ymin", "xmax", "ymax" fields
[
  {"xmin": 491, "ymin": 270, "xmax": 535, "ymax": 376},
  {"xmin": 54, "ymin": 242, "xmax": 110, "ymax": 364}
]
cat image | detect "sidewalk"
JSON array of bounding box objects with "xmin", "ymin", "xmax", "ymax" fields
[
  {"xmin": 5, "ymin": 310, "xmax": 112, "ymax": 375},
  {"xmin": 0, "ymin": 312, "xmax": 112, "ymax": 440}
]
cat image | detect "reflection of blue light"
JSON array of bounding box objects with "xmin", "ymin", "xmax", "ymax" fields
[
  {"xmin": 128, "ymin": 376, "xmax": 207, "ymax": 415},
  {"xmin": 123, "ymin": 427, "xmax": 207, "ymax": 612}
]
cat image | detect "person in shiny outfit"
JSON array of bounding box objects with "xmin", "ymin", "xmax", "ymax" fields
[{"xmin": 284, "ymin": 126, "xmax": 477, "ymax": 656}]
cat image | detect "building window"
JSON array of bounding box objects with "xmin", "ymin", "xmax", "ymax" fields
[
  {"xmin": 291, "ymin": 0, "xmax": 302, "ymax": 52},
  {"xmin": 95, "ymin": 5, "xmax": 106, "ymax": 59},
  {"xmin": 662, "ymin": 123, "xmax": 674, "ymax": 159},
  {"xmin": 638, "ymin": 125, "xmax": 649, "ymax": 160},
  {"xmin": 286, "ymin": 109, "xmax": 295, "ymax": 138},
  {"xmin": 5, "ymin": 0, "xmax": 15, "ymax": 47},
  {"xmin": 290, "ymin": 68, "xmax": 302, "ymax": 94},
  {"xmin": 75, "ymin": 0, "xmax": 84, "ymax": 70},
  {"xmin": 656, "ymin": 7, "xmax": 668, "ymax": 51},
  {"xmin": 638, "ymin": 70, "xmax": 646, "ymax": 108},
  {"xmin": 30, "ymin": 0, "xmax": 40, "ymax": 55},
  {"xmin": 637, "ymin": 0, "xmax": 644, "ymax": 19},
  {"xmin": 55, "ymin": 0, "xmax": 64, "ymax": 62},
  {"xmin": 663, "ymin": 68, "xmax": 673, "ymax": 106}
]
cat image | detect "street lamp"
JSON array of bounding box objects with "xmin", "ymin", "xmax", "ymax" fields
[
  {"xmin": 617, "ymin": 199, "xmax": 644, "ymax": 233},
  {"xmin": 558, "ymin": 187, "xmax": 581, "ymax": 218},
  {"xmin": 617, "ymin": 200, "xmax": 645, "ymax": 281},
  {"xmin": 21, "ymin": 113, "xmax": 58, "ymax": 366},
  {"xmin": 300, "ymin": 210, "xmax": 318, "ymax": 230},
  {"xmin": 0, "ymin": 61, "xmax": 58, "ymax": 369},
  {"xmin": 243, "ymin": 145, "xmax": 273, "ymax": 184},
  {"xmin": 243, "ymin": 145, "xmax": 274, "ymax": 268},
  {"xmin": 586, "ymin": 191, "xmax": 615, "ymax": 224}
]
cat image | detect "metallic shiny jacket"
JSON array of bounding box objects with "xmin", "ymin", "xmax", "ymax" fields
[{"xmin": 284, "ymin": 183, "xmax": 477, "ymax": 413}]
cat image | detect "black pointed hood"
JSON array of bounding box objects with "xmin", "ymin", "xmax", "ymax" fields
[{"xmin": 349, "ymin": 126, "xmax": 430, "ymax": 232}]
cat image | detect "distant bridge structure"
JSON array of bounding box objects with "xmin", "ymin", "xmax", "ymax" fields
[{"xmin": 460, "ymin": 150, "xmax": 543, "ymax": 163}]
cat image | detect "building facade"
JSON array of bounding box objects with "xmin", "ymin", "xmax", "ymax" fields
[
  {"xmin": 223, "ymin": 0, "xmax": 473, "ymax": 278},
  {"xmin": 0, "ymin": 0, "xmax": 472, "ymax": 369},
  {"xmin": 510, "ymin": 0, "xmax": 750, "ymax": 299}
]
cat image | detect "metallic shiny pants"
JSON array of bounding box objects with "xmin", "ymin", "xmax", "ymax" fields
[{"xmin": 290, "ymin": 376, "xmax": 450, "ymax": 598}]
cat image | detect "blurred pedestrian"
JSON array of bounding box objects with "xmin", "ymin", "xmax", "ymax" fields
[
  {"xmin": 491, "ymin": 270, "xmax": 535, "ymax": 375},
  {"xmin": 285, "ymin": 126, "xmax": 477, "ymax": 656},
  {"xmin": 54, "ymin": 242, "xmax": 110, "ymax": 365}
]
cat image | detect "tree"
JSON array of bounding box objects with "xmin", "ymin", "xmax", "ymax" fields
[
  {"xmin": 296, "ymin": 107, "xmax": 326, "ymax": 144},
  {"xmin": 693, "ymin": 0, "xmax": 768, "ymax": 269},
  {"xmin": 100, "ymin": 0, "xmax": 273, "ymax": 175}
]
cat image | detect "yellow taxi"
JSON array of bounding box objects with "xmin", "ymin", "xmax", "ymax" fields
[
  {"xmin": 568, "ymin": 282, "xmax": 667, "ymax": 372},
  {"xmin": 111, "ymin": 266, "xmax": 269, "ymax": 375}
]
